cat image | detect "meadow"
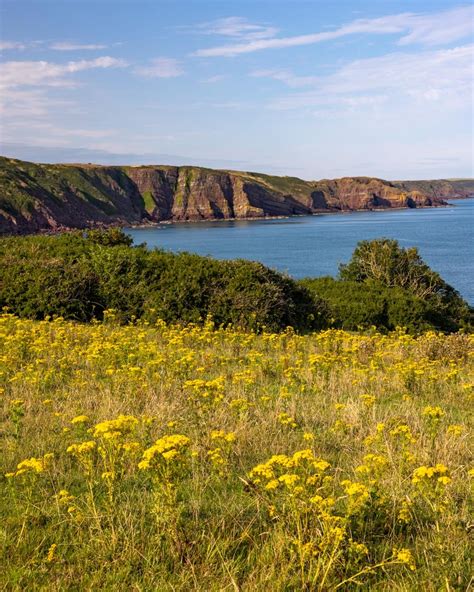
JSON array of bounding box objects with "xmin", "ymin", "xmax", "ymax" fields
[{"xmin": 1, "ymin": 312, "xmax": 473, "ymax": 590}]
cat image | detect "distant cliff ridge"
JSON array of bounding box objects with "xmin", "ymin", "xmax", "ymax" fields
[
  {"xmin": 0, "ymin": 156, "xmax": 471, "ymax": 234},
  {"xmin": 393, "ymin": 179, "xmax": 474, "ymax": 200}
]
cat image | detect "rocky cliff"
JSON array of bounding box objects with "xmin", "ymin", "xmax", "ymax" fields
[
  {"xmin": 0, "ymin": 156, "xmax": 456, "ymax": 234},
  {"xmin": 393, "ymin": 179, "xmax": 474, "ymax": 200}
]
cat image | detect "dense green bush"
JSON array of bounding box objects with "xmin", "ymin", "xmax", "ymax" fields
[
  {"xmin": 339, "ymin": 239, "xmax": 470, "ymax": 325},
  {"xmin": 0, "ymin": 232, "xmax": 470, "ymax": 333},
  {"xmin": 338, "ymin": 238, "xmax": 471, "ymax": 331},
  {"xmin": 300, "ymin": 276, "xmax": 471, "ymax": 333},
  {"xmin": 0, "ymin": 230, "xmax": 323, "ymax": 332},
  {"xmin": 86, "ymin": 227, "xmax": 134, "ymax": 247}
]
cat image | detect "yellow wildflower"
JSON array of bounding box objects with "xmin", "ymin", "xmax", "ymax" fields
[
  {"xmin": 360, "ymin": 394, "xmax": 376, "ymax": 407},
  {"xmin": 446, "ymin": 424, "xmax": 463, "ymax": 437},
  {"xmin": 393, "ymin": 547, "xmax": 416, "ymax": 570},
  {"xmin": 422, "ymin": 406, "xmax": 445, "ymax": 421},
  {"xmin": 46, "ymin": 543, "xmax": 57, "ymax": 563},
  {"xmin": 139, "ymin": 434, "xmax": 191, "ymax": 470},
  {"xmin": 71, "ymin": 415, "xmax": 89, "ymax": 424}
]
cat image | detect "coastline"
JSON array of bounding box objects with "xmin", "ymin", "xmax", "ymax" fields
[
  {"xmin": 124, "ymin": 198, "xmax": 474, "ymax": 306},
  {"xmin": 125, "ymin": 201, "xmax": 453, "ymax": 230},
  {"xmin": 5, "ymin": 198, "xmax": 465, "ymax": 237}
]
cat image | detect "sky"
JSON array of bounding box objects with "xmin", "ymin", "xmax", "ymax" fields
[{"xmin": 0, "ymin": 0, "xmax": 473, "ymax": 180}]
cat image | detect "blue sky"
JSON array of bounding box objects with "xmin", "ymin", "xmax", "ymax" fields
[{"xmin": 0, "ymin": 0, "xmax": 472, "ymax": 179}]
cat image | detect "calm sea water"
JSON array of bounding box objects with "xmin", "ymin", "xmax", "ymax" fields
[{"xmin": 126, "ymin": 198, "xmax": 474, "ymax": 304}]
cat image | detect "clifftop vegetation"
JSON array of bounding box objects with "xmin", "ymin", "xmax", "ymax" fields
[
  {"xmin": 1, "ymin": 311, "xmax": 472, "ymax": 589},
  {"xmin": 0, "ymin": 156, "xmax": 455, "ymax": 234},
  {"xmin": 0, "ymin": 231, "xmax": 471, "ymax": 334},
  {"xmin": 0, "ymin": 231, "xmax": 472, "ymax": 590}
]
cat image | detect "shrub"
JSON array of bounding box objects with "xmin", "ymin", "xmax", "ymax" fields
[
  {"xmin": 0, "ymin": 232, "xmax": 324, "ymax": 332},
  {"xmin": 337, "ymin": 239, "xmax": 471, "ymax": 332},
  {"xmin": 0, "ymin": 233, "xmax": 470, "ymax": 334},
  {"xmin": 86, "ymin": 228, "xmax": 134, "ymax": 247},
  {"xmin": 300, "ymin": 277, "xmax": 469, "ymax": 333}
]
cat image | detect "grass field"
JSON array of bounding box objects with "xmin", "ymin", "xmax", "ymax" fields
[{"xmin": 1, "ymin": 313, "xmax": 473, "ymax": 590}]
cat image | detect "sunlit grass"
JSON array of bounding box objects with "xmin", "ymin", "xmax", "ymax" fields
[{"xmin": 1, "ymin": 313, "xmax": 473, "ymax": 590}]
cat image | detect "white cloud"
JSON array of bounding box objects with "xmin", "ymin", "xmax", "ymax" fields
[
  {"xmin": 397, "ymin": 6, "xmax": 474, "ymax": 46},
  {"xmin": 197, "ymin": 16, "xmax": 278, "ymax": 41},
  {"xmin": 0, "ymin": 57, "xmax": 128, "ymax": 141},
  {"xmin": 0, "ymin": 88, "xmax": 72, "ymax": 119},
  {"xmin": 0, "ymin": 56, "xmax": 128, "ymax": 88},
  {"xmin": 0, "ymin": 41, "xmax": 27, "ymax": 51},
  {"xmin": 0, "ymin": 40, "xmax": 110, "ymax": 52},
  {"xmin": 134, "ymin": 57, "xmax": 184, "ymax": 78},
  {"xmin": 50, "ymin": 42, "xmax": 108, "ymax": 51},
  {"xmin": 251, "ymin": 69, "xmax": 318, "ymax": 88},
  {"xmin": 3, "ymin": 120, "xmax": 114, "ymax": 138},
  {"xmin": 192, "ymin": 5, "xmax": 473, "ymax": 57},
  {"xmin": 264, "ymin": 44, "xmax": 473, "ymax": 111}
]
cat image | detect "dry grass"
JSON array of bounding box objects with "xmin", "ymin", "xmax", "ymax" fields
[{"xmin": 1, "ymin": 313, "xmax": 473, "ymax": 590}]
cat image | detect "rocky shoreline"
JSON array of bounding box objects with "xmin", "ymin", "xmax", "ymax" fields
[{"xmin": 1, "ymin": 155, "xmax": 472, "ymax": 235}]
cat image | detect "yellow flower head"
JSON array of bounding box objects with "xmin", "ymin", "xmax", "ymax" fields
[
  {"xmin": 412, "ymin": 463, "xmax": 450, "ymax": 485},
  {"xmin": 359, "ymin": 394, "xmax": 376, "ymax": 407},
  {"xmin": 422, "ymin": 406, "xmax": 445, "ymax": 421},
  {"xmin": 139, "ymin": 434, "xmax": 191, "ymax": 470},
  {"xmin": 446, "ymin": 424, "xmax": 463, "ymax": 437},
  {"xmin": 71, "ymin": 415, "xmax": 89, "ymax": 425},
  {"xmin": 92, "ymin": 415, "xmax": 138, "ymax": 439},
  {"xmin": 393, "ymin": 547, "xmax": 416, "ymax": 571}
]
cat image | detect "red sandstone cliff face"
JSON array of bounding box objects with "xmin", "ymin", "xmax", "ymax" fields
[
  {"xmin": 309, "ymin": 178, "xmax": 437, "ymax": 211},
  {"xmin": 125, "ymin": 167, "xmax": 314, "ymax": 221},
  {"xmin": 0, "ymin": 157, "xmax": 451, "ymax": 234}
]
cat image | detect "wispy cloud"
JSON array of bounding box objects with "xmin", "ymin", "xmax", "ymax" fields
[
  {"xmin": 251, "ymin": 69, "xmax": 318, "ymax": 88},
  {"xmin": 192, "ymin": 5, "xmax": 473, "ymax": 57},
  {"xmin": 264, "ymin": 44, "xmax": 473, "ymax": 111},
  {"xmin": 3, "ymin": 120, "xmax": 115, "ymax": 139},
  {"xmin": 0, "ymin": 56, "xmax": 128, "ymax": 142},
  {"xmin": 134, "ymin": 57, "xmax": 184, "ymax": 78},
  {"xmin": 49, "ymin": 42, "xmax": 108, "ymax": 51},
  {"xmin": 0, "ymin": 88, "xmax": 72, "ymax": 119},
  {"xmin": 397, "ymin": 5, "xmax": 474, "ymax": 45},
  {"xmin": 0, "ymin": 41, "xmax": 28, "ymax": 51},
  {"xmin": 0, "ymin": 40, "xmax": 111, "ymax": 52},
  {"xmin": 197, "ymin": 16, "xmax": 278, "ymax": 41},
  {"xmin": 0, "ymin": 56, "xmax": 128, "ymax": 88}
]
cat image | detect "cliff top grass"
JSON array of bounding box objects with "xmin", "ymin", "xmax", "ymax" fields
[{"xmin": 1, "ymin": 155, "xmax": 472, "ymax": 234}]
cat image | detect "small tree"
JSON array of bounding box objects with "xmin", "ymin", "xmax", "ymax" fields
[
  {"xmin": 339, "ymin": 239, "xmax": 471, "ymax": 330},
  {"xmin": 340, "ymin": 239, "xmax": 455, "ymax": 300}
]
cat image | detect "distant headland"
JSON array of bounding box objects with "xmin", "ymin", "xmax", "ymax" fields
[{"xmin": 0, "ymin": 155, "xmax": 472, "ymax": 234}]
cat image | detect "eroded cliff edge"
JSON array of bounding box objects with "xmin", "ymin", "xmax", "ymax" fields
[{"xmin": 1, "ymin": 156, "xmax": 466, "ymax": 234}]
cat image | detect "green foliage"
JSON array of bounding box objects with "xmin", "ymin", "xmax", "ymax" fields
[
  {"xmin": 85, "ymin": 228, "xmax": 134, "ymax": 247},
  {"xmin": 0, "ymin": 233, "xmax": 323, "ymax": 332},
  {"xmin": 301, "ymin": 277, "xmax": 471, "ymax": 333},
  {"xmin": 141, "ymin": 190, "xmax": 155, "ymax": 213},
  {"xmin": 339, "ymin": 239, "xmax": 471, "ymax": 331},
  {"xmin": 340, "ymin": 239, "xmax": 450, "ymax": 298},
  {"xmin": 0, "ymin": 233, "xmax": 470, "ymax": 334}
]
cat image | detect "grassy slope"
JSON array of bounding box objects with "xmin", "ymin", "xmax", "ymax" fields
[
  {"xmin": 0, "ymin": 157, "xmax": 318, "ymax": 220},
  {"xmin": 1, "ymin": 156, "xmax": 472, "ymax": 234},
  {"xmin": 1, "ymin": 314, "xmax": 473, "ymax": 590},
  {"xmin": 0, "ymin": 157, "xmax": 136, "ymax": 217},
  {"xmin": 393, "ymin": 179, "xmax": 474, "ymax": 197}
]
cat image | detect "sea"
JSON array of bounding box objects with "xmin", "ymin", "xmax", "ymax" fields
[{"xmin": 125, "ymin": 198, "xmax": 474, "ymax": 305}]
